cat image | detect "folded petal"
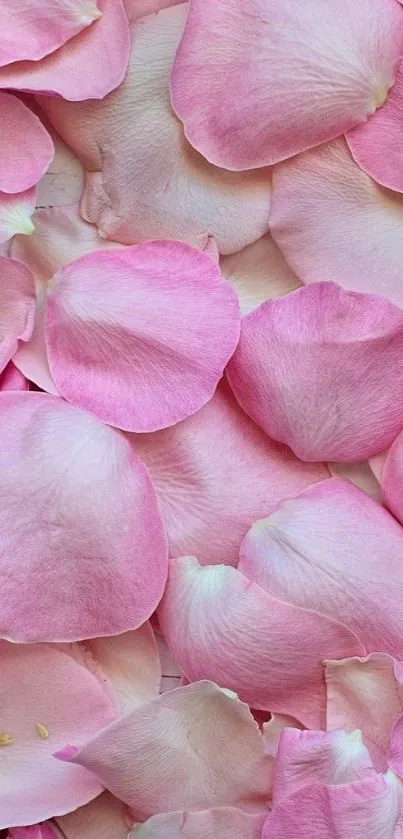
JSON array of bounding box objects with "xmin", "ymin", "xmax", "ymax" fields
[
  {"xmin": 158, "ymin": 557, "xmax": 365, "ymax": 728},
  {"xmin": 40, "ymin": 6, "xmax": 271, "ymax": 252},
  {"xmin": 61, "ymin": 681, "xmax": 272, "ymax": 818},
  {"xmin": 227, "ymin": 282, "xmax": 403, "ymax": 461},
  {"xmin": 0, "ymin": 0, "xmax": 130, "ymax": 101},
  {"xmin": 170, "ymin": 0, "xmax": 403, "ymax": 170},
  {"xmin": 0, "ymin": 640, "xmax": 117, "ymax": 828},
  {"xmin": 0, "ymin": 362, "xmax": 28, "ymax": 391},
  {"xmin": 0, "ymin": 392, "xmax": 167, "ymax": 642},
  {"xmin": 45, "ymin": 242, "xmax": 240, "ymax": 432},
  {"xmin": 0, "ymin": 93, "xmax": 53, "ymax": 194},
  {"xmin": 0, "ymin": 188, "xmax": 35, "ymax": 244},
  {"xmin": 380, "ymin": 431, "xmax": 403, "ymax": 526},
  {"xmin": 129, "ymin": 809, "xmax": 266, "ymax": 838},
  {"xmin": 133, "ymin": 381, "xmax": 327, "ymax": 565},
  {"xmin": 0, "ymin": 255, "xmax": 36, "ymax": 375},
  {"xmin": 55, "ymin": 792, "xmax": 129, "ymax": 839},
  {"xmin": 270, "ymin": 137, "xmax": 403, "ymax": 307},
  {"xmin": 239, "ymin": 479, "xmax": 403, "ymax": 657},
  {"xmin": 326, "ymin": 655, "xmax": 403, "ymax": 771}
]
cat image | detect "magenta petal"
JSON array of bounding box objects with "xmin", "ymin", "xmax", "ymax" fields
[
  {"xmin": 0, "ymin": 255, "xmax": 36, "ymax": 375},
  {"xmin": 9, "ymin": 826, "xmax": 57, "ymax": 839},
  {"xmin": 0, "ymin": 362, "xmax": 28, "ymax": 391},
  {"xmin": 0, "ymin": 93, "xmax": 53, "ymax": 194}
]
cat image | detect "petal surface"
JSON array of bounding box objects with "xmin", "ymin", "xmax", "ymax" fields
[
  {"xmin": 133, "ymin": 381, "xmax": 327, "ymax": 565},
  {"xmin": 124, "ymin": 0, "xmax": 186, "ymax": 22},
  {"xmin": 0, "ymin": 640, "xmax": 117, "ymax": 828},
  {"xmin": 239, "ymin": 479, "xmax": 403, "ymax": 657},
  {"xmin": 262, "ymin": 716, "xmax": 304, "ymax": 759},
  {"xmin": 270, "ymin": 137, "xmax": 403, "ymax": 307},
  {"xmin": 40, "ymin": 6, "xmax": 271, "ymax": 252},
  {"xmin": 55, "ymin": 792, "xmax": 128, "ymax": 839},
  {"xmin": 170, "ymin": 0, "xmax": 403, "ymax": 170},
  {"xmin": 9, "ymin": 827, "xmax": 57, "ymax": 839},
  {"xmin": 45, "ymin": 242, "xmax": 240, "ymax": 432},
  {"xmin": 0, "ymin": 255, "xmax": 36, "ymax": 375},
  {"xmin": 129, "ymin": 809, "xmax": 266, "ymax": 838},
  {"xmin": 227, "ymin": 282, "xmax": 403, "ymax": 462},
  {"xmin": 380, "ymin": 431, "xmax": 403, "ymax": 526},
  {"xmin": 0, "ymin": 392, "xmax": 167, "ymax": 642},
  {"xmin": 0, "ymin": 188, "xmax": 35, "ymax": 244},
  {"xmin": 13, "ymin": 280, "xmax": 59, "ymax": 395},
  {"xmin": 0, "ymin": 93, "xmax": 53, "ymax": 193},
  {"xmin": 158, "ymin": 557, "xmax": 365, "ymax": 728},
  {"xmin": 35, "ymin": 134, "xmax": 84, "ymax": 210},
  {"xmin": 63, "ymin": 681, "xmax": 272, "ymax": 818},
  {"xmin": 0, "ymin": 362, "xmax": 28, "ymax": 391}
]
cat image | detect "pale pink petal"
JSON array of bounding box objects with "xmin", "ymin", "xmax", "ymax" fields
[
  {"xmin": 0, "ymin": 362, "xmax": 28, "ymax": 391},
  {"xmin": 326, "ymin": 655, "xmax": 403, "ymax": 771},
  {"xmin": 0, "ymin": 0, "xmax": 130, "ymax": 101},
  {"xmin": 39, "ymin": 7, "xmax": 271, "ymax": 252},
  {"xmin": 170, "ymin": 0, "xmax": 403, "ymax": 170},
  {"xmin": 0, "ymin": 255, "xmax": 36, "ymax": 375},
  {"xmin": 45, "ymin": 242, "xmax": 240, "ymax": 432},
  {"xmin": 55, "ymin": 792, "xmax": 128, "ymax": 839},
  {"xmin": 61, "ymin": 681, "xmax": 272, "ymax": 818},
  {"xmin": 158, "ymin": 557, "xmax": 365, "ymax": 728},
  {"xmin": 124, "ymin": 0, "xmax": 186, "ymax": 22},
  {"xmin": 239, "ymin": 478, "xmax": 403, "ymax": 657},
  {"xmin": 133, "ymin": 381, "xmax": 328, "ymax": 565},
  {"xmin": 13, "ymin": 281, "xmax": 59, "ymax": 395},
  {"xmin": 0, "ymin": 392, "xmax": 167, "ymax": 642},
  {"xmin": 9, "ymin": 825, "xmax": 57, "ymax": 839},
  {"xmin": 129, "ymin": 809, "xmax": 266, "ymax": 838},
  {"xmin": 35, "ymin": 135, "xmax": 84, "ymax": 209},
  {"xmin": 220, "ymin": 233, "xmax": 301, "ymax": 315},
  {"xmin": 347, "ymin": 60, "xmax": 403, "ymax": 192},
  {"xmin": 380, "ymin": 432, "xmax": 403, "ymax": 526},
  {"xmin": 270, "ymin": 137, "xmax": 403, "ymax": 307},
  {"xmin": 0, "ymin": 93, "xmax": 53, "ymax": 194},
  {"xmin": 0, "ymin": 188, "xmax": 35, "ymax": 244},
  {"xmin": 0, "ymin": 640, "xmax": 117, "ymax": 828},
  {"xmin": 227, "ymin": 282, "xmax": 403, "ymax": 461},
  {"xmin": 262, "ymin": 772, "xmax": 403, "ymax": 839},
  {"xmin": 329, "ymin": 462, "xmax": 381, "ymax": 502},
  {"xmin": 262, "ymin": 715, "xmax": 304, "ymax": 759},
  {"xmin": 388, "ymin": 715, "xmax": 403, "ymax": 778}
]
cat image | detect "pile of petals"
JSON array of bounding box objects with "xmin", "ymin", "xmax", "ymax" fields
[{"xmin": 5, "ymin": 0, "xmax": 403, "ymax": 836}]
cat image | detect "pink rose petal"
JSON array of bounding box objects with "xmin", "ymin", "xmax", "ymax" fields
[
  {"xmin": 380, "ymin": 431, "xmax": 403, "ymax": 526},
  {"xmin": 0, "ymin": 362, "xmax": 29, "ymax": 391},
  {"xmin": 124, "ymin": 0, "xmax": 186, "ymax": 22},
  {"xmin": 0, "ymin": 93, "xmax": 53, "ymax": 194},
  {"xmin": 55, "ymin": 792, "xmax": 128, "ymax": 839},
  {"xmin": 9, "ymin": 826, "xmax": 57, "ymax": 839},
  {"xmin": 388, "ymin": 715, "xmax": 403, "ymax": 778},
  {"xmin": 0, "ymin": 255, "xmax": 36, "ymax": 375},
  {"xmin": 262, "ymin": 715, "xmax": 304, "ymax": 759},
  {"xmin": 35, "ymin": 135, "xmax": 84, "ymax": 209},
  {"xmin": 129, "ymin": 809, "xmax": 266, "ymax": 838}
]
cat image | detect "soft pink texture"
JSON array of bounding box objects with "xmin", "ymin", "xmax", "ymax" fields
[
  {"xmin": 262, "ymin": 716, "xmax": 304, "ymax": 759},
  {"xmin": 239, "ymin": 479, "xmax": 403, "ymax": 657},
  {"xmin": 0, "ymin": 93, "xmax": 53, "ymax": 193},
  {"xmin": 0, "ymin": 0, "xmax": 130, "ymax": 100},
  {"xmin": 55, "ymin": 792, "xmax": 129, "ymax": 839},
  {"xmin": 124, "ymin": 0, "xmax": 186, "ymax": 22},
  {"xmin": 0, "ymin": 393, "xmax": 167, "ymax": 642},
  {"xmin": 270, "ymin": 137, "xmax": 403, "ymax": 307},
  {"xmin": 0, "ymin": 362, "xmax": 28, "ymax": 391},
  {"xmin": 0, "ymin": 187, "xmax": 35, "ymax": 244},
  {"xmin": 0, "ymin": 255, "xmax": 36, "ymax": 375},
  {"xmin": 347, "ymin": 60, "xmax": 403, "ymax": 192},
  {"xmin": 61, "ymin": 681, "xmax": 272, "ymax": 818},
  {"xmin": 9, "ymin": 826, "xmax": 57, "ymax": 839},
  {"xmin": 129, "ymin": 809, "xmax": 266, "ymax": 838},
  {"xmin": 329, "ymin": 462, "xmax": 381, "ymax": 502},
  {"xmin": 133, "ymin": 381, "xmax": 327, "ymax": 565},
  {"xmin": 13, "ymin": 280, "xmax": 58, "ymax": 395},
  {"xmin": 39, "ymin": 6, "xmax": 271, "ymax": 252},
  {"xmin": 227, "ymin": 282, "xmax": 403, "ymax": 462},
  {"xmin": 45, "ymin": 242, "xmax": 240, "ymax": 432},
  {"xmin": 170, "ymin": 0, "xmax": 403, "ymax": 170},
  {"xmin": 388, "ymin": 716, "xmax": 403, "ymax": 779},
  {"xmin": 380, "ymin": 431, "xmax": 403, "ymax": 526},
  {"xmin": 0, "ymin": 640, "xmax": 117, "ymax": 828},
  {"xmin": 158, "ymin": 556, "xmax": 364, "ymax": 728}
]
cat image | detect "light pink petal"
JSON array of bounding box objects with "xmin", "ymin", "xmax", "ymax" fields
[
  {"xmin": 239, "ymin": 478, "xmax": 403, "ymax": 657},
  {"xmin": 129, "ymin": 809, "xmax": 266, "ymax": 838},
  {"xmin": 270, "ymin": 137, "xmax": 403, "ymax": 307},
  {"xmin": 170, "ymin": 0, "xmax": 403, "ymax": 170},
  {"xmin": 326, "ymin": 655, "xmax": 403, "ymax": 771},
  {"xmin": 158, "ymin": 557, "xmax": 365, "ymax": 728},
  {"xmin": 13, "ymin": 281, "xmax": 59, "ymax": 395},
  {"xmin": 0, "ymin": 640, "xmax": 117, "ymax": 828},
  {"xmin": 329, "ymin": 462, "xmax": 381, "ymax": 502},
  {"xmin": 380, "ymin": 432, "xmax": 403, "ymax": 527},
  {"xmin": 0, "ymin": 362, "xmax": 28, "ymax": 391},
  {"xmin": 0, "ymin": 0, "xmax": 130, "ymax": 101},
  {"xmin": 61, "ymin": 681, "xmax": 273, "ymax": 818},
  {"xmin": 0, "ymin": 188, "xmax": 35, "ymax": 244},
  {"xmin": 9, "ymin": 827, "xmax": 57, "ymax": 839},
  {"xmin": 39, "ymin": 6, "xmax": 271, "ymax": 252},
  {"xmin": 227, "ymin": 282, "xmax": 403, "ymax": 462},
  {"xmin": 0, "ymin": 392, "xmax": 167, "ymax": 642},
  {"xmin": 45, "ymin": 242, "xmax": 240, "ymax": 432},
  {"xmin": 262, "ymin": 772, "xmax": 403, "ymax": 839},
  {"xmin": 0, "ymin": 93, "xmax": 53, "ymax": 194},
  {"xmin": 262, "ymin": 715, "xmax": 304, "ymax": 759},
  {"xmin": 0, "ymin": 255, "xmax": 36, "ymax": 375},
  {"xmin": 133, "ymin": 381, "xmax": 327, "ymax": 565},
  {"xmin": 55, "ymin": 792, "xmax": 129, "ymax": 839},
  {"xmin": 388, "ymin": 715, "xmax": 403, "ymax": 778}
]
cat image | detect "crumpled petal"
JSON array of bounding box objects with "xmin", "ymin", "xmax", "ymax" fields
[
  {"xmin": 59, "ymin": 681, "xmax": 272, "ymax": 819},
  {"xmin": 0, "ymin": 0, "xmax": 130, "ymax": 101},
  {"xmin": 227, "ymin": 282, "xmax": 403, "ymax": 462},
  {"xmin": 170, "ymin": 0, "xmax": 403, "ymax": 170},
  {"xmin": 158, "ymin": 557, "xmax": 365, "ymax": 728},
  {"xmin": 55, "ymin": 792, "xmax": 129, "ymax": 839},
  {"xmin": 0, "ymin": 362, "xmax": 28, "ymax": 391},
  {"xmin": 0, "ymin": 640, "xmax": 117, "ymax": 828},
  {"xmin": 325, "ymin": 655, "xmax": 403, "ymax": 771},
  {"xmin": 0, "ymin": 93, "xmax": 53, "ymax": 194},
  {"xmin": 239, "ymin": 478, "xmax": 403, "ymax": 657},
  {"xmin": 45, "ymin": 242, "xmax": 240, "ymax": 432},
  {"xmin": 270, "ymin": 137, "xmax": 403, "ymax": 307},
  {"xmin": 0, "ymin": 255, "xmax": 36, "ymax": 375},
  {"xmin": 133, "ymin": 381, "xmax": 327, "ymax": 565},
  {"xmin": 0, "ymin": 188, "xmax": 35, "ymax": 244},
  {"xmin": 0, "ymin": 392, "xmax": 168, "ymax": 642},
  {"xmin": 380, "ymin": 431, "xmax": 403, "ymax": 526},
  {"xmin": 129, "ymin": 809, "xmax": 266, "ymax": 838},
  {"xmin": 39, "ymin": 6, "xmax": 271, "ymax": 252}
]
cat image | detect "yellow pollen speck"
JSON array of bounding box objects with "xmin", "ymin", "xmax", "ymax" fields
[
  {"xmin": 0, "ymin": 732, "xmax": 13, "ymax": 746},
  {"xmin": 35, "ymin": 723, "xmax": 49, "ymax": 740}
]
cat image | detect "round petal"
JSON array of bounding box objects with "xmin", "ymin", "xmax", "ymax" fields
[
  {"xmin": 129, "ymin": 809, "xmax": 266, "ymax": 838},
  {"xmin": 0, "ymin": 93, "xmax": 53, "ymax": 194},
  {"xmin": 380, "ymin": 431, "xmax": 403, "ymax": 526},
  {"xmin": 0, "ymin": 392, "xmax": 168, "ymax": 642},
  {"xmin": 170, "ymin": 0, "xmax": 403, "ymax": 170},
  {"xmin": 227, "ymin": 282, "xmax": 403, "ymax": 462},
  {"xmin": 0, "ymin": 188, "xmax": 35, "ymax": 244},
  {"xmin": 55, "ymin": 792, "xmax": 128, "ymax": 839},
  {"xmin": 0, "ymin": 255, "xmax": 36, "ymax": 375}
]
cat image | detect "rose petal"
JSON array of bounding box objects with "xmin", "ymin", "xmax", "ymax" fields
[
  {"xmin": 170, "ymin": 0, "xmax": 403, "ymax": 170},
  {"xmin": 329, "ymin": 462, "xmax": 381, "ymax": 502},
  {"xmin": 227, "ymin": 282, "xmax": 403, "ymax": 462},
  {"xmin": 12, "ymin": 281, "xmax": 59, "ymax": 395},
  {"xmin": 0, "ymin": 255, "xmax": 36, "ymax": 375},
  {"xmin": 0, "ymin": 188, "xmax": 35, "ymax": 244},
  {"xmin": 158, "ymin": 556, "xmax": 365, "ymax": 728},
  {"xmin": 388, "ymin": 715, "xmax": 403, "ymax": 778},
  {"xmin": 0, "ymin": 362, "xmax": 28, "ymax": 391},
  {"xmin": 61, "ymin": 681, "xmax": 272, "ymax": 818},
  {"xmin": 55, "ymin": 792, "xmax": 128, "ymax": 839},
  {"xmin": 0, "ymin": 640, "xmax": 117, "ymax": 828},
  {"xmin": 129, "ymin": 809, "xmax": 266, "ymax": 838},
  {"xmin": 0, "ymin": 392, "xmax": 167, "ymax": 642},
  {"xmin": 124, "ymin": 0, "xmax": 186, "ymax": 22},
  {"xmin": 262, "ymin": 716, "xmax": 304, "ymax": 760},
  {"xmin": 0, "ymin": 93, "xmax": 53, "ymax": 194},
  {"xmin": 380, "ymin": 431, "xmax": 403, "ymax": 526},
  {"xmin": 35, "ymin": 134, "xmax": 84, "ymax": 209},
  {"xmin": 9, "ymin": 827, "xmax": 57, "ymax": 839}
]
